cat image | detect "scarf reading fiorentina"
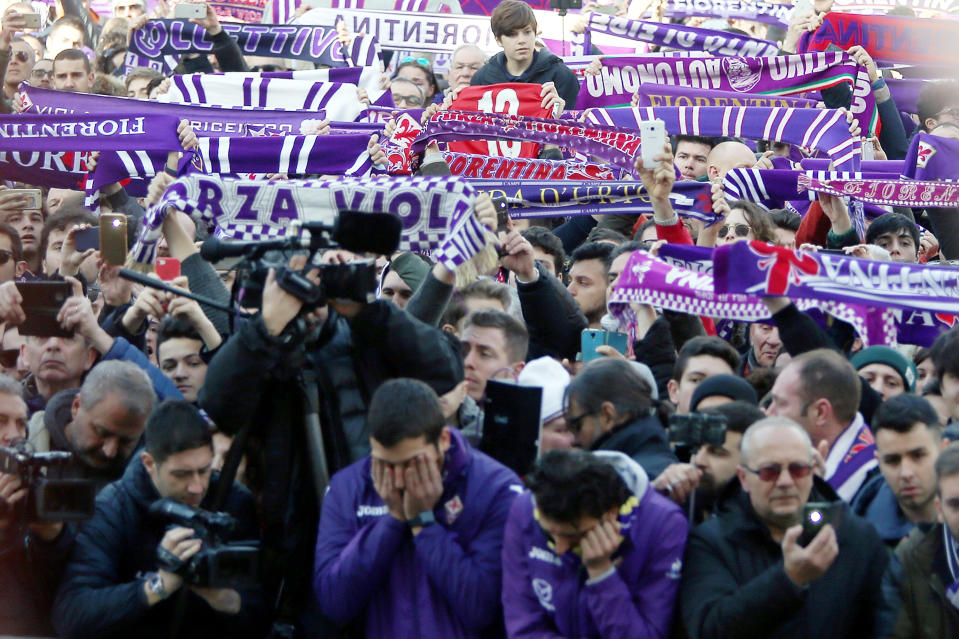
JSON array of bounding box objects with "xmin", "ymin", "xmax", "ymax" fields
[
  {"xmin": 903, "ymin": 133, "xmax": 959, "ymax": 182},
  {"xmin": 443, "ymin": 152, "xmax": 627, "ymax": 180},
  {"xmin": 797, "ymin": 174, "xmax": 959, "ymax": 209},
  {"xmin": 0, "ymin": 113, "xmax": 180, "ymax": 152},
  {"xmin": 635, "ymin": 83, "xmax": 820, "ymax": 110},
  {"xmin": 448, "ymin": 84, "xmax": 551, "ymax": 159},
  {"xmin": 609, "ymin": 247, "xmax": 895, "ymax": 346},
  {"xmin": 0, "ymin": 150, "xmax": 91, "ymax": 190},
  {"xmin": 467, "ymin": 179, "xmax": 718, "ymax": 223},
  {"xmin": 19, "ymin": 85, "xmax": 326, "ymax": 138},
  {"xmin": 579, "ymin": 52, "xmax": 876, "ymax": 138},
  {"xmin": 126, "ymin": 20, "xmax": 381, "ymax": 74},
  {"xmin": 161, "ymin": 75, "xmax": 391, "ymax": 118},
  {"xmin": 658, "ymin": 0, "xmax": 794, "ymax": 28},
  {"xmin": 132, "ymin": 174, "xmax": 488, "ymax": 274},
  {"xmin": 415, "ymin": 111, "xmax": 644, "ymax": 176},
  {"xmin": 714, "ymin": 240, "xmax": 959, "ymax": 315},
  {"xmin": 797, "ymin": 12, "xmax": 959, "ymax": 66},
  {"xmin": 585, "ymin": 106, "xmax": 862, "ymax": 170},
  {"xmin": 586, "ymin": 13, "xmax": 779, "ymax": 58}
]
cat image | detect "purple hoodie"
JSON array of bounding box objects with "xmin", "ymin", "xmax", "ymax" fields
[
  {"xmin": 502, "ymin": 452, "xmax": 689, "ymax": 639},
  {"xmin": 314, "ymin": 428, "xmax": 524, "ymax": 638}
]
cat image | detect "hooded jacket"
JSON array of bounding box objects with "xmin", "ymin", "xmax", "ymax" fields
[
  {"xmin": 889, "ymin": 522, "xmax": 959, "ymax": 638},
  {"xmin": 313, "ymin": 428, "xmax": 523, "ymax": 638},
  {"xmin": 501, "ymin": 452, "xmax": 688, "ymax": 639},
  {"xmin": 53, "ymin": 458, "xmax": 266, "ymax": 639},
  {"xmin": 589, "ymin": 413, "xmax": 677, "ymax": 480},
  {"xmin": 851, "ymin": 471, "xmax": 915, "ymax": 547},
  {"xmin": 680, "ymin": 478, "xmax": 893, "ymax": 639},
  {"xmin": 470, "ymin": 50, "xmax": 580, "ymax": 109}
]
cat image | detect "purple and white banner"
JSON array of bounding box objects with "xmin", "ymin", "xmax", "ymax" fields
[
  {"xmin": 634, "ymin": 83, "xmax": 820, "ymax": 110},
  {"xmin": 657, "ymin": 0, "xmax": 794, "ymax": 28},
  {"xmin": 585, "ymin": 106, "xmax": 863, "ymax": 170},
  {"xmin": 831, "ymin": 0, "xmax": 959, "ymax": 20},
  {"xmin": 0, "ymin": 114, "xmax": 180, "ymax": 152},
  {"xmin": 904, "ymin": 132, "xmax": 959, "ymax": 182},
  {"xmin": 187, "ymin": 132, "xmax": 374, "ymax": 177},
  {"xmin": 193, "ymin": 65, "xmax": 384, "ymax": 94},
  {"xmin": 443, "ymin": 151, "xmax": 627, "ymax": 180},
  {"xmin": 715, "ymin": 240, "xmax": 959, "ymax": 315},
  {"xmin": 0, "ymin": 150, "xmax": 92, "ymax": 190},
  {"xmin": 133, "ymin": 174, "xmax": 486, "ymax": 272},
  {"xmin": 576, "ymin": 52, "xmax": 877, "ymax": 137},
  {"xmin": 586, "ymin": 13, "xmax": 779, "ymax": 58},
  {"xmin": 797, "ymin": 174, "xmax": 959, "ymax": 208},
  {"xmin": 126, "ymin": 19, "xmax": 381, "ymax": 74}
]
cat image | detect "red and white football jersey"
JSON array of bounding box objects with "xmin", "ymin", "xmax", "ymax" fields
[{"xmin": 448, "ymin": 83, "xmax": 550, "ymax": 159}]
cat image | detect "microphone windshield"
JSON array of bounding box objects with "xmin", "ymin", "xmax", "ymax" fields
[{"xmin": 334, "ymin": 211, "xmax": 402, "ymax": 256}]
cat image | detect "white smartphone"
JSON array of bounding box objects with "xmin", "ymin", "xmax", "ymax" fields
[
  {"xmin": 793, "ymin": 0, "xmax": 813, "ymax": 16},
  {"xmin": 862, "ymin": 139, "xmax": 875, "ymax": 161},
  {"xmin": 21, "ymin": 13, "xmax": 40, "ymax": 29},
  {"xmin": 174, "ymin": 3, "xmax": 207, "ymax": 19},
  {"xmin": 639, "ymin": 120, "xmax": 666, "ymax": 170}
]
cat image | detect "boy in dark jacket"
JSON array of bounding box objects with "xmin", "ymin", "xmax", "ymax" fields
[{"xmin": 470, "ymin": 0, "xmax": 580, "ymax": 110}]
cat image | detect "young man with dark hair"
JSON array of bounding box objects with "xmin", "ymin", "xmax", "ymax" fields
[
  {"xmin": 567, "ymin": 241, "xmax": 614, "ymax": 329},
  {"xmin": 314, "ymin": 378, "xmax": 522, "ymax": 639},
  {"xmin": 156, "ymin": 315, "xmax": 219, "ymax": 404},
  {"xmin": 853, "ymin": 394, "xmax": 941, "ymax": 547},
  {"xmin": 470, "ymin": 0, "xmax": 580, "ymax": 109},
  {"xmin": 502, "ymin": 449, "xmax": 688, "ymax": 638},
  {"xmin": 890, "ymin": 442, "xmax": 959, "ymax": 637},
  {"xmin": 850, "ymin": 345, "xmax": 918, "ymax": 400},
  {"xmin": 460, "ymin": 308, "xmax": 528, "ymax": 403},
  {"xmin": 917, "ymin": 80, "xmax": 959, "ymax": 133},
  {"xmin": 673, "ymin": 135, "xmax": 714, "ymax": 180},
  {"xmin": 667, "ymin": 336, "xmax": 742, "ymax": 414},
  {"xmin": 54, "ymin": 400, "xmax": 265, "ymax": 638},
  {"xmin": 865, "ymin": 213, "xmax": 921, "ymax": 263},
  {"xmin": 39, "ymin": 207, "xmax": 96, "ymax": 278},
  {"xmin": 2, "ymin": 201, "xmax": 44, "ymax": 275},
  {"xmin": 0, "ymin": 221, "xmax": 24, "ymax": 283},
  {"xmin": 521, "ymin": 226, "xmax": 566, "ymax": 278},
  {"xmin": 932, "ymin": 328, "xmax": 959, "ymax": 424},
  {"xmin": 52, "ymin": 48, "xmax": 94, "ymax": 93}
]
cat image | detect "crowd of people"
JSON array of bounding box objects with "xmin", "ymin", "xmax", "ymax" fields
[{"xmin": 0, "ymin": 0, "xmax": 957, "ymax": 637}]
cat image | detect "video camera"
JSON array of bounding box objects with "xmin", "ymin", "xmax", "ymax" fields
[
  {"xmin": 150, "ymin": 499, "xmax": 260, "ymax": 589},
  {"xmin": 0, "ymin": 443, "xmax": 96, "ymax": 522},
  {"xmin": 667, "ymin": 413, "xmax": 728, "ymax": 463},
  {"xmin": 199, "ymin": 211, "xmax": 402, "ymax": 312}
]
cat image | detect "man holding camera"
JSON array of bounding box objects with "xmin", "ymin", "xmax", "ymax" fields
[
  {"xmin": 0, "ymin": 373, "xmax": 72, "ymax": 636},
  {"xmin": 679, "ymin": 417, "xmax": 893, "ymax": 639},
  {"xmin": 53, "ymin": 400, "xmax": 266, "ymax": 639}
]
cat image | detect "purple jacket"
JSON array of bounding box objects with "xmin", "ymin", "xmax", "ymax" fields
[
  {"xmin": 502, "ymin": 452, "xmax": 689, "ymax": 639},
  {"xmin": 314, "ymin": 428, "xmax": 523, "ymax": 638}
]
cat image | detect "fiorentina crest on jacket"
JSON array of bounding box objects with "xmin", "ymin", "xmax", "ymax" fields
[{"xmin": 444, "ymin": 495, "xmax": 464, "ymax": 524}]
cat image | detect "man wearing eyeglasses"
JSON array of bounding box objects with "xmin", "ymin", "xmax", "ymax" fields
[
  {"xmin": 917, "ymin": 80, "xmax": 959, "ymax": 133},
  {"xmin": 680, "ymin": 417, "xmax": 893, "ymax": 639},
  {"xmin": 28, "ymin": 59, "xmax": 51, "ymax": 89}
]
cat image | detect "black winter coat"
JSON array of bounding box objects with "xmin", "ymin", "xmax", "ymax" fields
[
  {"xmin": 470, "ymin": 50, "xmax": 580, "ymax": 108},
  {"xmin": 53, "ymin": 461, "xmax": 265, "ymax": 639},
  {"xmin": 589, "ymin": 413, "xmax": 677, "ymax": 480},
  {"xmin": 680, "ymin": 479, "xmax": 894, "ymax": 639},
  {"xmin": 517, "ymin": 262, "xmax": 588, "ymax": 361}
]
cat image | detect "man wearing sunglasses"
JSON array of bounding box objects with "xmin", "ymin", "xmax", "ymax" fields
[
  {"xmin": 680, "ymin": 417, "xmax": 892, "ymax": 639},
  {"xmin": 2, "ymin": 38, "xmax": 34, "ymax": 102}
]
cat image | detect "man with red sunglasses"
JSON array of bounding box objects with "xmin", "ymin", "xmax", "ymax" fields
[{"xmin": 679, "ymin": 417, "xmax": 894, "ymax": 639}]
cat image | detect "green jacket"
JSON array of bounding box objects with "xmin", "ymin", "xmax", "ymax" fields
[{"xmin": 890, "ymin": 523, "xmax": 959, "ymax": 638}]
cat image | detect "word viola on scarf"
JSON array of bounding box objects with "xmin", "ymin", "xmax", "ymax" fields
[
  {"xmin": 126, "ymin": 20, "xmax": 381, "ymax": 74},
  {"xmin": 586, "ymin": 13, "xmax": 778, "ymax": 57},
  {"xmin": 798, "ymin": 12, "xmax": 959, "ymax": 66},
  {"xmin": 134, "ymin": 174, "xmax": 486, "ymax": 272},
  {"xmin": 0, "ymin": 113, "xmax": 180, "ymax": 152},
  {"xmin": 578, "ymin": 52, "xmax": 877, "ymax": 137},
  {"xmin": 658, "ymin": 0, "xmax": 794, "ymax": 28},
  {"xmin": 715, "ymin": 241, "xmax": 959, "ymax": 315}
]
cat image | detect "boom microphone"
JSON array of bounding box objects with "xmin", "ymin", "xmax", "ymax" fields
[{"xmin": 199, "ymin": 236, "xmax": 305, "ymax": 262}]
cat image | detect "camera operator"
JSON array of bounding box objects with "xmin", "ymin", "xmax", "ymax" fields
[
  {"xmin": 0, "ymin": 373, "xmax": 72, "ymax": 636},
  {"xmin": 53, "ymin": 400, "xmax": 266, "ymax": 639},
  {"xmin": 198, "ymin": 251, "xmax": 463, "ymax": 629}
]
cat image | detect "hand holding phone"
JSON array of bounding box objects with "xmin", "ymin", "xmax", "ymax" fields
[
  {"xmin": 581, "ymin": 329, "xmax": 629, "ymax": 362},
  {"xmin": 639, "ymin": 120, "xmax": 666, "ymax": 170},
  {"xmin": 174, "ymin": 2, "xmax": 207, "ymax": 19},
  {"xmin": 99, "ymin": 214, "xmax": 128, "ymax": 267},
  {"xmin": 155, "ymin": 257, "xmax": 181, "ymax": 281}
]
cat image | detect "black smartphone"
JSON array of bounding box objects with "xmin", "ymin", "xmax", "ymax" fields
[
  {"xmin": 492, "ymin": 197, "xmax": 510, "ymax": 233},
  {"xmin": 74, "ymin": 227, "xmax": 99, "ymax": 252},
  {"xmin": 798, "ymin": 501, "xmax": 841, "ymax": 546},
  {"xmin": 16, "ymin": 282, "xmax": 73, "ymax": 338}
]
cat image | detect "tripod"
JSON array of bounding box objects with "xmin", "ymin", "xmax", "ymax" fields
[{"xmin": 550, "ymin": 0, "xmax": 583, "ymax": 57}]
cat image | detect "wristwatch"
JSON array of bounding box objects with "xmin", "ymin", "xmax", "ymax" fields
[
  {"xmin": 407, "ymin": 510, "xmax": 436, "ymax": 529},
  {"xmin": 146, "ymin": 572, "xmax": 169, "ymax": 600}
]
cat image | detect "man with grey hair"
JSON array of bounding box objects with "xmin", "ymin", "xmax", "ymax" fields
[
  {"xmin": 448, "ymin": 44, "xmax": 486, "ymax": 91},
  {"xmin": 28, "ymin": 360, "xmax": 156, "ymax": 483},
  {"xmin": 680, "ymin": 417, "xmax": 894, "ymax": 639}
]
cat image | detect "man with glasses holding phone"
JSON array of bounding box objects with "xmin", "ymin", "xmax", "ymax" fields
[{"xmin": 680, "ymin": 417, "xmax": 893, "ymax": 639}]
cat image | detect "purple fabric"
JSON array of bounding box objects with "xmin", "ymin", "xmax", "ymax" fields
[
  {"xmin": 184, "ymin": 133, "xmax": 373, "ymax": 177},
  {"xmin": 715, "ymin": 240, "xmax": 959, "ymax": 315},
  {"xmin": 658, "ymin": 0, "xmax": 793, "ymax": 28},
  {"xmin": 886, "ymin": 77, "xmax": 924, "ymax": 114},
  {"xmin": 586, "ymin": 13, "xmax": 778, "ymax": 57},
  {"xmin": 0, "ymin": 114, "xmax": 180, "ymax": 152},
  {"xmin": 799, "ymin": 159, "xmax": 904, "ymax": 174},
  {"xmin": 0, "ymin": 151, "xmax": 90, "ymax": 189},
  {"xmin": 635, "ymin": 83, "xmax": 819, "ymax": 110},
  {"xmin": 586, "ymin": 106, "xmax": 862, "ymax": 170},
  {"xmin": 797, "ymin": 174, "xmax": 959, "ymax": 208},
  {"xmin": 417, "ymin": 111, "xmax": 643, "ymax": 176},
  {"xmin": 443, "ymin": 152, "xmax": 627, "ymax": 180},
  {"xmin": 466, "ymin": 179, "xmax": 717, "ymax": 223},
  {"xmin": 126, "ymin": 19, "xmax": 380, "ymax": 74},
  {"xmin": 904, "ymin": 132, "xmax": 959, "ymax": 182},
  {"xmin": 20, "ymin": 85, "xmax": 328, "ymax": 137}
]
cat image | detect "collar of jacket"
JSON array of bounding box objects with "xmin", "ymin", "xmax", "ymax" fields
[
  {"xmin": 441, "ymin": 427, "xmax": 471, "ymax": 488},
  {"xmin": 590, "ymin": 414, "xmax": 650, "ymax": 451}
]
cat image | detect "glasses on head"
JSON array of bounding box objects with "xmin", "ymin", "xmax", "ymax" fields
[
  {"xmin": 718, "ymin": 223, "xmax": 751, "ymax": 238},
  {"xmin": 0, "ymin": 249, "xmax": 15, "ymax": 266},
  {"xmin": 31, "ymin": 68, "xmax": 52, "ymax": 78},
  {"xmin": 13, "ymin": 50, "xmax": 31, "ymax": 63},
  {"xmin": 742, "ymin": 462, "xmax": 813, "ymax": 482},
  {"xmin": 0, "ymin": 349, "xmax": 17, "ymax": 369},
  {"xmin": 401, "ymin": 56, "xmax": 431, "ymax": 68}
]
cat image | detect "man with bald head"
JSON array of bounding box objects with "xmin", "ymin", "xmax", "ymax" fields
[
  {"xmin": 706, "ymin": 140, "xmax": 758, "ymax": 182},
  {"xmin": 680, "ymin": 417, "xmax": 892, "ymax": 639}
]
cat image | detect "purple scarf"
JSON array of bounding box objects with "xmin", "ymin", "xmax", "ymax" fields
[
  {"xmin": 798, "ymin": 12, "xmax": 959, "ymax": 66},
  {"xmin": 127, "ymin": 19, "xmax": 380, "ymax": 74},
  {"xmin": 904, "ymin": 132, "xmax": 959, "ymax": 182},
  {"xmin": 585, "ymin": 106, "xmax": 862, "ymax": 170},
  {"xmin": 609, "ymin": 246, "xmax": 895, "ymax": 346},
  {"xmin": 797, "ymin": 174, "xmax": 959, "ymax": 208},
  {"xmin": 715, "ymin": 241, "xmax": 959, "ymax": 315},
  {"xmin": 0, "ymin": 151, "xmax": 91, "ymax": 190},
  {"xmin": 586, "ymin": 13, "xmax": 779, "ymax": 57},
  {"xmin": 0, "ymin": 113, "xmax": 180, "ymax": 152},
  {"xmin": 658, "ymin": 0, "xmax": 794, "ymax": 28},
  {"xmin": 185, "ymin": 133, "xmax": 373, "ymax": 178},
  {"xmin": 443, "ymin": 152, "xmax": 628, "ymax": 181},
  {"xmin": 635, "ymin": 83, "xmax": 820, "ymax": 110}
]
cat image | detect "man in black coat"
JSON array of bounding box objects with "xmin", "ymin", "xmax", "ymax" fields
[
  {"xmin": 680, "ymin": 417, "xmax": 894, "ymax": 639},
  {"xmin": 53, "ymin": 401, "xmax": 265, "ymax": 639}
]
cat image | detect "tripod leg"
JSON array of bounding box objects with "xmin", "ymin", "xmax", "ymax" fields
[{"xmin": 299, "ymin": 372, "xmax": 330, "ymax": 505}]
